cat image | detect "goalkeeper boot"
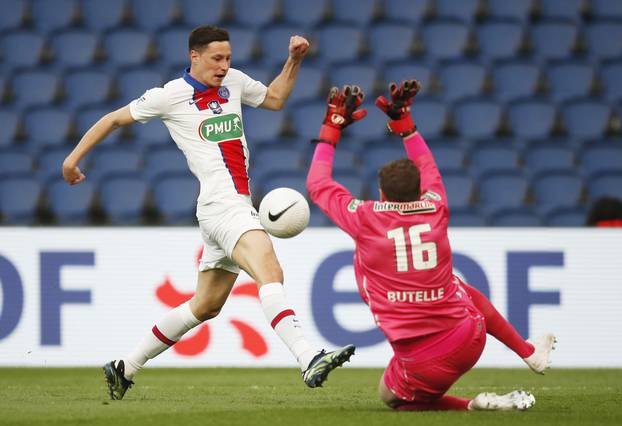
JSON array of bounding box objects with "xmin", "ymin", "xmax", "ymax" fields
[
  {"xmin": 469, "ymin": 390, "xmax": 536, "ymax": 411},
  {"xmin": 302, "ymin": 344, "xmax": 355, "ymax": 388},
  {"xmin": 523, "ymin": 332, "xmax": 557, "ymax": 374},
  {"xmin": 103, "ymin": 360, "xmax": 134, "ymax": 400}
]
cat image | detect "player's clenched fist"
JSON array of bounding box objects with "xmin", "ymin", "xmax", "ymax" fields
[
  {"xmin": 289, "ymin": 35, "xmax": 310, "ymax": 60},
  {"xmin": 376, "ymin": 79, "xmax": 421, "ymax": 137},
  {"xmin": 316, "ymin": 85, "xmax": 367, "ymax": 146},
  {"xmin": 62, "ymin": 161, "xmax": 86, "ymax": 185}
]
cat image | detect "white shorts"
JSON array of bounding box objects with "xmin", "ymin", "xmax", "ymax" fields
[{"xmin": 198, "ymin": 198, "xmax": 263, "ymax": 274}]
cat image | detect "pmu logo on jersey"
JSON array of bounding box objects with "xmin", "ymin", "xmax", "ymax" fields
[{"xmin": 199, "ymin": 113, "xmax": 243, "ymax": 142}]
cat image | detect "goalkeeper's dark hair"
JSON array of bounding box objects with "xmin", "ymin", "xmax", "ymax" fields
[
  {"xmin": 189, "ymin": 25, "xmax": 229, "ymax": 52},
  {"xmin": 378, "ymin": 158, "xmax": 421, "ymax": 202}
]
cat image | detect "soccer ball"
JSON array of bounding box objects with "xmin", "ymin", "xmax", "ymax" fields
[{"xmin": 259, "ymin": 187, "xmax": 310, "ymax": 238}]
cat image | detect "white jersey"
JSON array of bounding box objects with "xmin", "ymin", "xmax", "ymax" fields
[{"xmin": 129, "ymin": 67, "xmax": 268, "ymax": 220}]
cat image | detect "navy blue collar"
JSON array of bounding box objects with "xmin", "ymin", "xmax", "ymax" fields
[{"xmin": 183, "ymin": 68, "xmax": 210, "ymax": 92}]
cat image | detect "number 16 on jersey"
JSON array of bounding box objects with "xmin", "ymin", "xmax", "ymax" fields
[{"xmin": 387, "ymin": 224, "xmax": 438, "ymax": 272}]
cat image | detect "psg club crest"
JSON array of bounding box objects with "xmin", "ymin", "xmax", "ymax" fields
[
  {"xmin": 218, "ymin": 86, "xmax": 230, "ymax": 99},
  {"xmin": 208, "ymin": 100, "xmax": 223, "ymax": 114}
]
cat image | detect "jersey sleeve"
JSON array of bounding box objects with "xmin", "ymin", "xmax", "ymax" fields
[
  {"xmin": 403, "ymin": 132, "xmax": 447, "ymax": 206},
  {"xmin": 129, "ymin": 87, "xmax": 169, "ymax": 123},
  {"xmin": 306, "ymin": 144, "xmax": 362, "ymax": 239},
  {"xmin": 235, "ymin": 69, "xmax": 268, "ymax": 108}
]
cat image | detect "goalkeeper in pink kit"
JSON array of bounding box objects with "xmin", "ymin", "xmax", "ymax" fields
[{"xmin": 306, "ymin": 82, "xmax": 556, "ymax": 411}]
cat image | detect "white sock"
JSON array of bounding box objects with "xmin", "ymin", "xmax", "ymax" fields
[
  {"xmin": 258, "ymin": 282, "xmax": 316, "ymax": 370},
  {"xmin": 123, "ymin": 301, "xmax": 202, "ymax": 380}
]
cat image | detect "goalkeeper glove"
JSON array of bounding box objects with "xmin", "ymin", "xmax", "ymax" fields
[
  {"xmin": 375, "ymin": 79, "xmax": 420, "ymax": 137},
  {"xmin": 316, "ymin": 85, "xmax": 367, "ymax": 146}
]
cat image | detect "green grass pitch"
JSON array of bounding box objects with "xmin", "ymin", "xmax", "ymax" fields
[{"xmin": 1, "ymin": 368, "xmax": 621, "ymax": 425}]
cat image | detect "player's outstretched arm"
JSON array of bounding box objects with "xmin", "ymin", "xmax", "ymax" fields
[
  {"xmin": 62, "ymin": 105, "xmax": 135, "ymax": 185},
  {"xmin": 376, "ymin": 80, "xmax": 447, "ymax": 202},
  {"xmin": 260, "ymin": 35, "xmax": 309, "ymax": 111}
]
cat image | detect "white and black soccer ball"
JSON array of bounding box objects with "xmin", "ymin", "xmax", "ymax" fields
[{"xmin": 259, "ymin": 187, "xmax": 310, "ymax": 238}]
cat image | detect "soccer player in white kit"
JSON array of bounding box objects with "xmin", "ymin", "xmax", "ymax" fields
[{"xmin": 62, "ymin": 25, "xmax": 355, "ymax": 400}]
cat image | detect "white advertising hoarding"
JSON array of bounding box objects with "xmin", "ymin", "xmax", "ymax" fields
[{"xmin": 0, "ymin": 228, "xmax": 620, "ymax": 367}]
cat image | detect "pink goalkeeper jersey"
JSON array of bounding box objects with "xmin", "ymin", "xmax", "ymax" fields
[{"xmin": 307, "ymin": 133, "xmax": 477, "ymax": 343}]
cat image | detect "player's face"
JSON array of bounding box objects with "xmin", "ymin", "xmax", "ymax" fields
[{"xmin": 191, "ymin": 41, "xmax": 232, "ymax": 87}]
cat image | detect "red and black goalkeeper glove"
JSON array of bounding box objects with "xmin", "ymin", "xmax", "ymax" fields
[
  {"xmin": 375, "ymin": 79, "xmax": 421, "ymax": 137},
  {"xmin": 316, "ymin": 85, "xmax": 367, "ymax": 146}
]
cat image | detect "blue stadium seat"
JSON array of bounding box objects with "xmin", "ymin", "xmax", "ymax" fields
[
  {"xmin": 368, "ymin": 24, "xmax": 415, "ymax": 63},
  {"xmin": 309, "ymin": 204, "xmax": 332, "ymax": 226},
  {"xmin": 469, "ymin": 145, "xmax": 519, "ymax": 178},
  {"xmin": 236, "ymin": 65, "xmax": 271, "ymax": 88},
  {"xmin": 81, "ymin": 0, "xmax": 126, "ymax": 32},
  {"xmin": 64, "ymin": 70, "xmax": 112, "ymax": 109},
  {"xmin": 588, "ymin": 172, "xmax": 622, "ymax": 200},
  {"xmin": 345, "ymin": 102, "xmax": 388, "ymax": 140},
  {"xmin": 243, "ymin": 108, "xmax": 285, "ymax": 142},
  {"xmin": 545, "ymin": 207, "xmax": 586, "ymax": 226},
  {"xmin": 0, "ymin": 150, "xmax": 33, "ymax": 175},
  {"xmin": 361, "ymin": 146, "xmax": 404, "ymax": 180},
  {"xmin": 87, "ymin": 147, "xmax": 142, "ymax": 182},
  {"xmin": 422, "ymin": 20, "xmax": 469, "ymax": 61},
  {"xmin": 479, "ymin": 172, "xmax": 529, "ymax": 214},
  {"xmin": 153, "ymin": 172, "xmax": 199, "ymax": 224},
  {"xmin": 288, "ymin": 67, "xmax": 324, "ymax": 103},
  {"xmin": 443, "ymin": 172, "xmax": 474, "ymax": 209},
  {"xmin": 0, "ymin": 110, "xmax": 19, "ymax": 147},
  {"xmin": 585, "ymin": 21, "xmax": 622, "ymax": 62},
  {"xmin": 181, "ymin": 0, "xmax": 226, "ymax": 27},
  {"xmin": 11, "ymin": 71, "xmax": 59, "ymax": 110},
  {"xmin": 477, "ymin": 20, "xmax": 524, "ymax": 62},
  {"xmin": 439, "ymin": 62, "xmax": 486, "ymax": 102},
  {"xmin": 260, "ymin": 171, "xmax": 307, "ymax": 198},
  {"xmin": 99, "ymin": 172, "xmax": 148, "ymax": 224},
  {"xmin": 436, "ymin": 0, "xmax": 479, "ymax": 22},
  {"xmin": 533, "ymin": 171, "xmax": 583, "ymax": 214},
  {"xmin": 331, "ymin": 0, "xmax": 377, "ymax": 25},
  {"xmin": 1, "ymin": 32, "xmax": 45, "ymax": 70},
  {"xmin": 291, "ymin": 101, "xmax": 328, "ymax": 139},
  {"xmin": 525, "ymin": 144, "xmax": 575, "ymax": 177},
  {"xmin": 450, "ymin": 209, "xmax": 486, "ymax": 226},
  {"xmin": 227, "ymin": 27, "xmax": 257, "ymax": 64},
  {"xmin": 131, "ymin": 0, "xmax": 177, "ymax": 31},
  {"xmin": 453, "ymin": 99, "xmax": 502, "ymax": 139},
  {"xmin": 0, "ymin": 0, "xmax": 24, "ymax": 32},
  {"xmin": 259, "ymin": 25, "xmax": 304, "ymax": 66},
  {"xmin": 158, "ymin": 28, "xmax": 192, "ymax": 69},
  {"xmin": 253, "ymin": 147, "xmax": 302, "ymax": 179},
  {"xmin": 104, "ymin": 30, "xmax": 151, "ymax": 68},
  {"xmin": 0, "ymin": 174, "xmax": 41, "ymax": 224},
  {"xmin": 133, "ymin": 119, "xmax": 171, "ymax": 148},
  {"xmin": 330, "ymin": 64, "xmax": 378, "ymax": 100},
  {"xmin": 592, "ymin": 0, "xmax": 622, "ymax": 20},
  {"xmin": 411, "ymin": 100, "xmax": 447, "ymax": 138},
  {"xmin": 46, "ymin": 178, "xmax": 94, "ymax": 224},
  {"xmin": 117, "ymin": 68, "xmax": 164, "ymax": 105},
  {"xmin": 539, "ymin": 0, "xmax": 583, "ymax": 21},
  {"xmin": 333, "ymin": 171, "xmax": 365, "ymax": 198},
  {"xmin": 281, "ymin": 0, "xmax": 328, "ymax": 28},
  {"xmin": 77, "ymin": 107, "xmax": 122, "ymax": 144},
  {"xmin": 546, "ymin": 62, "xmax": 594, "ymax": 103},
  {"xmin": 490, "ymin": 207, "xmax": 542, "ymax": 226},
  {"xmin": 561, "ymin": 99, "xmax": 611, "ymax": 140},
  {"xmin": 36, "ymin": 147, "xmax": 72, "ymax": 181},
  {"xmin": 486, "ymin": 0, "xmax": 533, "ymax": 21},
  {"xmin": 431, "ymin": 144, "xmax": 465, "ymax": 172},
  {"xmin": 23, "ymin": 108, "xmax": 71, "ymax": 151},
  {"xmin": 383, "ymin": 0, "xmax": 430, "ymax": 23},
  {"xmin": 507, "ymin": 99, "xmax": 555, "ymax": 139},
  {"xmin": 232, "ymin": 0, "xmax": 278, "ymax": 28},
  {"xmin": 330, "ymin": 149, "xmax": 359, "ymax": 174},
  {"xmin": 31, "ymin": 0, "xmax": 76, "ymax": 33},
  {"xmin": 382, "ymin": 62, "xmax": 432, "ymax": 96},
  {"xmin": 601, "ymin": 61, "xmax": 622, "ymax": 103},
  {"xmin": 581, "ymin": 145, "xmax": 622, "ymax": 177},
  {"xmin": 144, "ymin": 147, "xmax": 189, "ymax": 182},
  {"xmin": 492, "ymin": 61, "xmax": 540, "ymax": 103},
  {"xmin": 316, "ymin": 24, "xmax": 363, "ymax": 64},
  {"xmin": 51, "ymin": 30, "xmax": 98, "ymax": 69},
  {"xmin": 530, "ymin": 21, "xmax": 578, "ymax": 61}
]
